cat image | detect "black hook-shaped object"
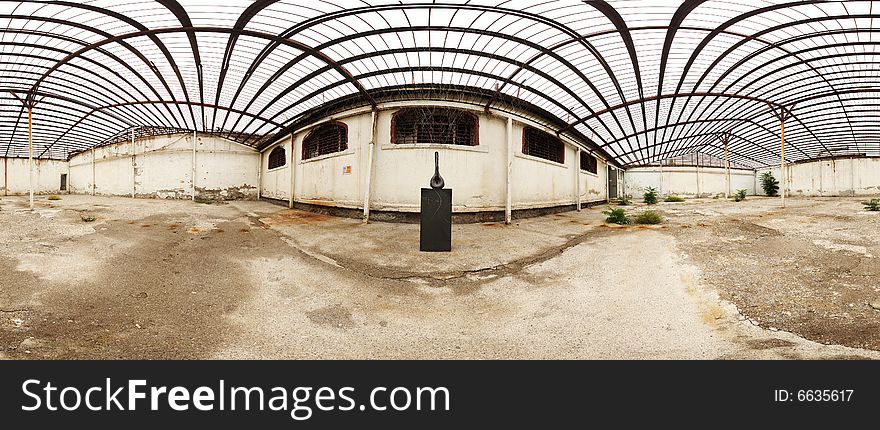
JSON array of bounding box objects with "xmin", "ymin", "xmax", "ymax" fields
[{"xmin": 430, "ymin": 151, "xmax": 445, "ymax": 189}]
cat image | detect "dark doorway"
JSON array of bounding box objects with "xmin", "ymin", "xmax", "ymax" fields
[
  {"xmin": 607, "ymin": 166, "xmax": 618, "ymax": 199},
  {"xmin": 60, "ymin": 174, "xmax": 67, "ymax": 191}
]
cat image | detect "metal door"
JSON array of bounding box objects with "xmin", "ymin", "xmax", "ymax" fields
[
  {"xmin": 60, "ymin": 174, "xmax": 67, "ymax": 191},
  {"xmin": 608, "ymin": 166, "xmax": 618, "ymax": 199}
]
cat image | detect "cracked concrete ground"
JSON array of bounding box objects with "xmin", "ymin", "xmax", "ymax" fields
[{"xmin": 0, "ymin": 194, "xmax": 878, "ymax": 359}]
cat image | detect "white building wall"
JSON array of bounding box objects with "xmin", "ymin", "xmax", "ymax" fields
[
  {"xmin": 0, "ymin": 158, "xmax": 69, "ymax": 195},
  {"xmin": 625, "ymin": 166, "xmax": 756, "ymax": 198},
  {"xmin": 260, "ymin": 102, "xmax": 610, "ymax": 214},
  {"xmin": 758, "ymin": 157, "xmax": 880, "ymax": 196},
  {"xmin": 69, "ymin": 134, "xmax": 259, "ymax": 200}
]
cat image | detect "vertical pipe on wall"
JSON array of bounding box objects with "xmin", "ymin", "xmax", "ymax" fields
[
  {"xmin": 575, "ymin": 148, "xmax": 581, "ymax": 212},
  {"xmin": 505, "ymin": 116, "xmax": 513, "ymax": 224},
  {"xmin": 288, "ymin": 133, "xmax": 295, "ymax": 209},
  {"xmin": 192, "ymin": 130, "xmax": 197, "ymax": 201},
  {"xmin": 28, "ymin": 106, "xmax": 33, "ymax": 209},
  {"xmin": 363, "ymin": 109, "xmax": 378, "ymax": 223},
  {"xmin": 3, "ymin": 157, "xmax": 7, "ymax": 196}
]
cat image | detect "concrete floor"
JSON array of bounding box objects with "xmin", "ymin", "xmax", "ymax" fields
[{"xmin": 0, "ymin": 194, "xmax": 878, "ymax": 359}]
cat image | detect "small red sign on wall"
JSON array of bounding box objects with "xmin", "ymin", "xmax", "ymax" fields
[{"xmin": 342, "ymin": 165, "xmax": 352, "ymax": 175}]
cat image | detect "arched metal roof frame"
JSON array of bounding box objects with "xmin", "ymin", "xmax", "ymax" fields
[{"xmin": 0, "ymin": 1, "xmax": 877, "ymax": 167}]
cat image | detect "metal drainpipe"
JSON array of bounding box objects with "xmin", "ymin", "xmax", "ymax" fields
[
  {"xmin": 505, "ymin": 116, "xmax": 513, "ymax": 224},
  {"xmin": 363, "ymin": 109, "xmax": 378, "ymax": 223}
]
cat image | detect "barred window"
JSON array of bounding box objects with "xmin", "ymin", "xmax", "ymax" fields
[
  {"xmin": 392, "ymin": 108, "xmax": 478, "ymax": 146},
  {"xmin": 303, "ymin": 122, "xmax": 348, "ymax": 160},
  {"xmin": 522, "ymin": 127, "xmax": 565, "ymax": 164},
  {"xmin": 268, "ymin": 146, "xmax": 286, "ymax": 169},
  {"xmin": 580, "ymin": 151, "xmax": 598, "ymax": 174}
]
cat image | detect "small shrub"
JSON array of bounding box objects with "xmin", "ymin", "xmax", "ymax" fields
[
  {"xmin": 603, "ymin": 207, "xmax": 630, "ymax": 225},
  {"xmin": 634, "ymin": 211, "xmax": 663, "ymax": 225},
  {"xmin": 47, "ymin": 195, "xmax": 61, "ymax": 201},
  {"xmin": 80, "ymin": 215, "xmax": 96, "ymax": 223},
  {"xmin": 732, "ymin": 189, "xmax": 747, "ymax": 202},
  {"xmin": 617, "ymin": 195, "xmax": 632, "ymax": 206},
  {"xmin": 760, "ymin": 172, "xmax": 779, "ymax": 197},
  {"xmin": 864, "ymin": 199, "xmax": 880, "ymax": 212},
  {"xmin": 664, "ymin": 195, "xmax": 685, "ymax": 203},
  {"xmin": 643, "ymin": 187, "xmax": 658, "ymax": 205}
]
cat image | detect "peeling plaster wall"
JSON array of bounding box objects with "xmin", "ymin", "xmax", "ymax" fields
[
  {"xmin": 0, "ymin": 157, "xmax": 69, "ymax": 195},
  {"xmin": 625, "ymin": 166, "xmax": 757, "ymax": 198},
  {"xmin": 68, "ymin": 134, "xmax": 259, "ymax": 200},
  {"xmin": 758, "ymin": 157, "xmax": 880, "ymax": 196},
  {"xmin": 260, "ymin": 101, "xmax": 610, "ymax": 213}
]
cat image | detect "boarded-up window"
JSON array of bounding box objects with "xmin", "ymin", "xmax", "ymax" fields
[
  {"xmin": 580, "ymin": 152, "xmax": 598, "ymax": 174},
  {"xmin": 522, "ymin": 127, "xmax": 565, "ymax": 164},
  {"xmin": 303, "ymin": 122, "xmax": 348, "ymax": 160},
  {"xmin": 268, "ymin": 146, "xmax": 286, "ymax": 169},
  {"xmin": 392, "ymin": 108, "xmax": 478, "ymax": 146}
]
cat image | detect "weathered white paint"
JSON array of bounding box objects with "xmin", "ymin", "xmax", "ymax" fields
[
  {"xmin": 625, "ymin": 166, "xmax": 756, "ymax": 198},
  {"xmin": 69, "ymin": 134, "xmax": 259, "ymax": 200},
  {"xmin": 757, "ymin": 157, "xmax": 880, "ymax": 196},
  {"xmin": 260, "ymin": 101, "xmax": 611, "ymax": 214},
  {"xmin": 0, "ymin": 157, "xmax": 68, "ymax": 195}
]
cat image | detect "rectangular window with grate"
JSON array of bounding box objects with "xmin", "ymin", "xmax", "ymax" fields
[
  {"xmin": 303, "ymin": 122, "xmax": 348, "ymax": 160},
  {"xmin": 392, "ymin": 107, "xmax": 478, "ymax": 146},
  {"xmin": 522, "ymin": 127, "xmax": 565, "ymax": 164},
  {"xmin": 580, "ymin": 151, "xmax": 598, "ymax": 174}
]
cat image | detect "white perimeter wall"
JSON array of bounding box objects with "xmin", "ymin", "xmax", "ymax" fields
[
  {"xmin": 69, "ymin": 134, "xmax": 259, "ymax": 200},
  {"xmin": 0, "ymin": 157, "xmax": 68, "ymax": 195},
  {"xmin": 625, "ymin": 166, "xmax": 756, "ymax": 198},
  {"xmin": 260, "ymin": 102, "xmax": 610, "ymax": 213},
  {"xmin": 758, "ymin": 157, "xmax": 880, "ymax": 196}
]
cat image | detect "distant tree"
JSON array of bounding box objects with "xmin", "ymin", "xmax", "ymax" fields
[
  {"xmin": 760, "ymin": 172, "xmax": 779, "ymax": 197},
  {"xmin": 643, "ymin": 187, "xmax": 658, "ymax": 205}
]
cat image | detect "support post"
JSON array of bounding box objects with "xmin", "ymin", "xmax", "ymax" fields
[
  {"xmin": 723, "ymin": 135, "xmax": 731, "ymax": 198},
  {"xmin": 3, "ymin": 157, "xmax": 7, "ymax": 197},
  {"xmin": 192, "ymin": 131, "xmax": 197, "ymax": 201},
  {"xmin": 363, "ymin": 109, "xmax": 378, "ymax": 223},
  {"xmin": 91, "ymin": 147, "xmax": 96, "ymax": 196},
  {"xmin": 780, "ymin": 117, "xmax": 786, "ymax": 208},
  {"xmin": 505, "ymin": 116, "xmax": 513, "ymax": 224},
  {"xmin": 131, "ymin": 127, "xmax": 136, "ymax": 198},
  {"xmin": 575, "ymin": 148, "xmax": 582, "ymax": 212},
  {"xmin": 28, "ymin": 106, "xmax": 33, "ymax": 209},
  {"xmin": 287, "ymin": 133, "xmax": 296, "ymax": 209}
]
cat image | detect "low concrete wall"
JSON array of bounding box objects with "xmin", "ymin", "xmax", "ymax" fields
[
  {"xmin": 758, "ymin": 157, "xmax": 880, "ymax": 197},
  {"xmin": 625, "ymin": 166, "xmax": 756, "ymax": 198},
  {"xmin": 0, "ymin": 157, "xmax": 69, "ymax": 195},
  {"xmin": 69, "ymin": 134, "xmax": 259, "ymax": 200}
]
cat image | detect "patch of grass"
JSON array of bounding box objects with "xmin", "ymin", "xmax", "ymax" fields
[
  {"xmin": 664, "ymin": 195, "xmax": 685, "ymax": 203},
  {"xmin": 732, "ymin": 189, "xmax": 748, "ymax": 202},
  {"xmin": 863, "ymin": 199, "xmax": 880, "ymax": 211},
  {"xmin": 634, "ymin": 211, "xmax": 663, "ymax": 225},
  {"xmin": 80, "ymin": 214, "xmax": 96, "ymax": 223},
  {"xmin": 47, "ymin": 194, "xmax": 61, "ymax": 200},
  {"xmin": 194, "ymin": 196, "xmax": 219, "ymax": 205},
  {"xmin": 617, "ymin": 195, "xmax": 632, "ymax": 206},
  {"xmin": 603, "ymin": 207, "xmax": 630, "ymax": 225},
  {"xmin": 643, "ymin": 187, "xmax": 658, "ymax": 205}
]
